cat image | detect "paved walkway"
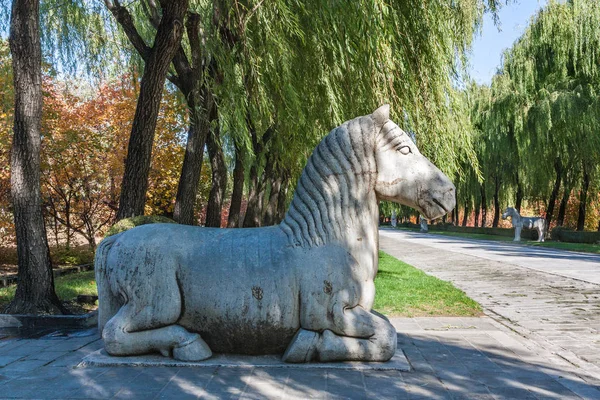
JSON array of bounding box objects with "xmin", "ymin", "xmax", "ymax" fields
[
  {"xmin": 0, "ymin": 230, "xmax": 598, "ymax": 399},
  {"xmin": 381, "ymin": 229, "xmax": 600, "ymax": 284},
  {"xmin": 380, "ymin": 230, "xmax": 600, "ymax": 379},
  {"xmin": 1, "ymin": 317, "xmax": 599, "ymax": 399}
]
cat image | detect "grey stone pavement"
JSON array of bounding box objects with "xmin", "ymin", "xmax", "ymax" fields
[{"xmin": 0, "ymin": 230, "xmax": 597, "ymax": 399}]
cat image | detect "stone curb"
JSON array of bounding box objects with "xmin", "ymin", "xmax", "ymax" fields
[{"xmin": 0, "ymin": 310, "xmax": 98, "ymax": 329}]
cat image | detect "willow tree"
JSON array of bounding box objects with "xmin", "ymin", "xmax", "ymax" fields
[
  {"xmin": 492, "ymin": 0, "xmax": 600, "ymax": 230},
  {"xmin": 212, "ymin": 0, "xmax": 507, "ymax": 228}
]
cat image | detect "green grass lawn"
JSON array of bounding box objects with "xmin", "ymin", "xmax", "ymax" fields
[
  {"xmin": 0, "ymin": 254, "xmax": 482, "ymax": 318},
  {"xmin": 0, "ymin": 270, "xmax": 97, "ymax": 311},
  {"xmin": 415, "ymin": 229, "xmax": 600, "ymax": 254},
  {"xmin": 374, "ymin": 251, "xmax": 482, "ymax": 317}
]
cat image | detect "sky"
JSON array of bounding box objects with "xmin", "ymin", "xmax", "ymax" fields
[{"xmin": 469, "ymin": 0, "xmax": 548, "ymax": 85}]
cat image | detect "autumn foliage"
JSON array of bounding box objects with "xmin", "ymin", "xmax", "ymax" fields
[{"xmin": 0, "ymin": 64, "xmax": 209, "ymax": 247}]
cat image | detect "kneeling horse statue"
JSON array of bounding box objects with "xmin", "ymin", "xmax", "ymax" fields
[
  {"xmin": 95, "ymin": 105, "xmax": 456, "ymax": 363},
  {"xmin": 502, "ymin": 207, "xmax": 546, "ymax": 242}
]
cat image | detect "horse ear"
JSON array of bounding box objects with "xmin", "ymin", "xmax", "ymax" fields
[{"xmin": 372, "ymin": 104, "xmax": 390, "ymax": 129}]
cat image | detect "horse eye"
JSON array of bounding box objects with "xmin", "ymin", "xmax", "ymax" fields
[{"xmin": 397, "ymin": 146, "xmax": 411, "ymax": 155}]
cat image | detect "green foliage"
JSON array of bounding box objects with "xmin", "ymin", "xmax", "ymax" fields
[
  {"xmin": 5, "ymin": 1, "xmax": 516, "ymax": 233},
  {"xmin": 50, "ymin": 247, "xmax": 95, "ymax": 266},
  {"xmin": 374, "ymin": 251, "xmax": 482, "ymax": 317},
  {"xmin": 104, "ymin": 215, "xmax": 176, "ymax": 238},
  {"xmin": 462, "ymin": 0, "xmax": 600, "ymax": 229},
  {"xmin": 551, "ymin": 226, "xmax": 600, "ymax": 244}
]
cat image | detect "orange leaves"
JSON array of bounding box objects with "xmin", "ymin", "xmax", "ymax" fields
[{"xmin": 0, "ymin": 71, "xmax": 189, "ymax": 244}]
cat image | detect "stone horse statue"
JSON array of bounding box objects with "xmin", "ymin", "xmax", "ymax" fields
[
  {"xmin": 501, "ymin": 207, "xmax": 546, "ymax": 242},
  {"xmin": 95, "ymin": 105, "xmax": 456, "ymax": 363}
]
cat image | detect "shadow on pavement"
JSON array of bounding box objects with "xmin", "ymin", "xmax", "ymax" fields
[{"xmin": 3, "ymin": 333, "xmax": 599, "ymax": 399}]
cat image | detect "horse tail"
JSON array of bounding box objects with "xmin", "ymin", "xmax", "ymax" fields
[{"xmin": 95, "ymin": 233, "xmax": 123, "ymax": 333}]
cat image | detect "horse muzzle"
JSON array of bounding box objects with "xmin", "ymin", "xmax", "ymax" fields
[{"xmin": 417, "ymin": 182, "xmax": 455, "ymax": 220}]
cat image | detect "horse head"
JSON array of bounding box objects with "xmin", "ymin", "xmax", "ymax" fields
[
  {"xmin": 502, "ymin": 207, "xmax": 516, "ymax": 220},
  {"xmin": 373, "ymin": 105, "xmax": 455, "ymax": 220}
]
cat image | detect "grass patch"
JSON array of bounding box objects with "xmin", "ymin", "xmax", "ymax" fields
[
  {"xmin": 0, "ymin": 253, "xmax": 483, "ymax": 318},
  {"xmin": 421, "ymin": 230, "xmax": 514, "ymax": 242},
  {"xmin": 374, "ymin": 251, "xmax": 482, "ymax": 317},
  {"xmin": 527, "ymin": 241, "xmax": 600, "ymax": 253},
  {"xmin": 417, "ymin": 229, "xmax": 600, "ymax": 254},
  {"xmin": 0, "ymin": 270, "xmax": 97, "ymax": 311}
]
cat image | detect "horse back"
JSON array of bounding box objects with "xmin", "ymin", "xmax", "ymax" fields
[{"xmin": 104, "ymin": 223, "xmax": 303, "ymax": 354}]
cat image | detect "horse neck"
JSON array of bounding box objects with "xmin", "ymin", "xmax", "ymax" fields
[
  {"xmin": 343, "ymin": 191, "xmax": 380, "ymax": 279},
  {"xmin": 510, "ymin": 209, "xmax": 521, "ymax": 226}
]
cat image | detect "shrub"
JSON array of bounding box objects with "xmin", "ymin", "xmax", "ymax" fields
[
  {"xmin": 104, "ymin": 215, "xmax": 176, "ymax": 238},
  {"xmin": 51, "ymin": 247, "xmax": 95, "ymax": 266},
  {"xmin": 551, "ymin": 227, "xmax": 600, "ymax": 244}
]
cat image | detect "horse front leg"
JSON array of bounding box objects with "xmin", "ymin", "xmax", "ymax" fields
[
  {"xmin": 282, "ymin": 305, "xmax": 396, "ymax": 363},
  {"xmin": 514, "ymin": 226, "xmax": 522, "ymax": 241}
]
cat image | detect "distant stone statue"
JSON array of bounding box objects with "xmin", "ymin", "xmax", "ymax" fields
[
  {"xmin": 501, "ymin": 207, "xmax": 546, "ymax": 242},
  {"xmin": 420, "ymin": 215, "xmax": 428, "ymax": 232},
  {"xmin": 391, "ymin": 210, "xmax": 397, "ymax": 227},
  {"xmin": 95, "ymin": 105, "xmax": 456, "ymax": 364}
]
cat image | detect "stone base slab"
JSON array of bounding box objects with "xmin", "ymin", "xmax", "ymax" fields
[{"xmin": 78, "ymin": 348, "xmax": 411, "ymax": 371}]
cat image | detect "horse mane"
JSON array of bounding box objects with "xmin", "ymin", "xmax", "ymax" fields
[{"xmin": 280, "ymin": 112, "xmax": 402, "ymax": 247}]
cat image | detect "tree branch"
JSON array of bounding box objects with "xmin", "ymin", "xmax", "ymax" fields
[
  {"xmin": 186, "ymin": 12, "xmax": 202, "ymax": 72},
  {"xmin": 104, "ymin": 0, "xmax": 151, "ymax": 61},
  {"xmin": 142, "ymin": 0, "xmax": 162, "ymax": 29}
]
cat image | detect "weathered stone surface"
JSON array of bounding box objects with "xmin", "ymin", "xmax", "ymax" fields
[
  {"xmin": 95, "ymin": 105, "xmax": 456, "ymax": 362},
  {"xmin": 420, "ymin": 215, "xmax": 428, "ymax": 232},
  {"xmin": 502, "ymin": 207, "xmax": 546, "ymax": 242},
  {"xmin": 79, "ymin": 348, "xmax": 411, "ymax": 371}
]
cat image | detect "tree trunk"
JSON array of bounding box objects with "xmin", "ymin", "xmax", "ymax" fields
[
  {"xmin": 205, "ymin": 124, "xmax": 228, "ymax": 227},
  {"xmin": 115, "ymin": 0, "xmax": 188, "ymax": 220},
  {"xmin": 227, "ymin": 141, "xmax": 245, "ymax": 228},
  {"xmin": 263, "ymin": 174, "xmax": 282, "ymax": 226},
  {"xmin": 545, "ymin": 159, "xmax": 562, "ymax": 226},
  {"xmin": 173, "ymin": 93, "xmax": 209, "ymax": 225},
  {"xmin": 480, "ymin": 184, "xmax": 487, "ymax": 227},
  {"xmin": 276, "ymin": 176, "xmax": 289, "ymax": 223},
  {"xmin": 576, "ymin": 166, "xmax": 590, "ymax": 231},
  {"xmin": 461, "ymin": 205, "xmax": 469, "ymax": 227},
  {"xmin": 6, "ymin": 0, "xmax": 64, "ymax": 314},
  {"xmin": 515, "ymin": 181, "xmax": 523, "ymax": 213},
  {"xmin": 557, "ymin": 186, "xmax": 570, "ymax": 227},
  {"xmin": 244, "ymin": 160, "xmax": 272, "ymax": 228},
  {"xmin": 492, "ymin": 177, "xmax": 500, "ymax": 227},
  {"xmin": 243, "ymin": 162, "xmax": 262, "ymax": 228},
  {"xmin": 474, "ymin": 195, "xmax": 481, "ymax": 228}
]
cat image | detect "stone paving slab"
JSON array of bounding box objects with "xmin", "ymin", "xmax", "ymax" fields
[{"xmin": 79, "ymin": 348, "xmax": 411, "ymax": 371}]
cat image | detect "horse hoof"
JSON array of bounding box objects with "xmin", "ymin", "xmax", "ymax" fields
[
  {"xmin": 282, "ymin": 329, "xmax": 320, "ymax": 363},
  {"xmin": 173, "ymin": 335, "xmax": 212, "ymax": 362}
]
